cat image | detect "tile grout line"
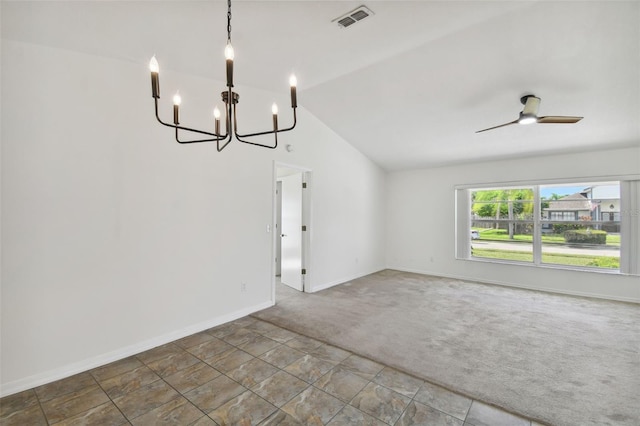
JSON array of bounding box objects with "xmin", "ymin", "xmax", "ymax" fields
[
  {"xmin": 208, "ymin": 325, "xmax": 465, "ymax": 426},
  {"xmin": 212, "ymin": 324, "xmax": 311, "ymax": 424},
  {"xmin": 249, "ymin": 323, "xmax": 406, "ymax": 425},
  {"xmin": 89, "ymin": 370, "xmax": 133, "ymax": 426},
  {"xmin": 216, "ymin": 323, "xmax": 338, "ymax": 424},
  {"xmin": 32, "ymin": 389, "xmax": 51, "ymax": 426},
  {"xmin": 4, "ymin": 316, "xmax": 541, "ymax": 425},
  {"xmin": 37, "ymin": 374, "xmax": 112, "ymax": 426},
  {"xmin": 132, "ymin": 348, "xmax": 220, "ymax": 424},
  {"xmin": 251, "ymin": 315, "xmax": 539, "ymax": 425}
]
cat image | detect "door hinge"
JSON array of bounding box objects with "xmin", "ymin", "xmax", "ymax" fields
[
  {"xmin": 302, "ymin": 182, "xmax": 307, "ymax": 189},
  {"xmin": 301, "ymin": 268, "xmax": 307, "ymax": 275},
  {"xmin": 302, "ymin": 225, "xmax": 307, "ymax": 231}
]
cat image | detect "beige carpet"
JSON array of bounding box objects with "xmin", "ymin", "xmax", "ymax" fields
[{"xmin": 253, "ymin": 270, "xmax": 640, "ymax": 426}]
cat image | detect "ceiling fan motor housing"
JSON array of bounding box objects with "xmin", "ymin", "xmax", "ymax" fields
[
  {"xmin": 518, "ymin": 95, "xmax": 540, "ymax": 123},
  {"xmin": 521, "ymin": 95, "xmax": 540, "ymax": 113}
]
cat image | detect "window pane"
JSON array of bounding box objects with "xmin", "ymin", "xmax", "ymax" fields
[
  {"xmin": 540, "ymin": 182, "xmax": 620, "ymax": 270},
  {"xmin": 470, "ymin": 188, "xmax": 534, "ymax": 263}
]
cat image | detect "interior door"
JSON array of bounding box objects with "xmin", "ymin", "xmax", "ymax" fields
[
  {"xmin": 280, "ymin": 173, "xmax": 303, "ymax": 291},
  {"xmin": 275, "ymin": 181, "xmax": 282, "ymax": 276}
]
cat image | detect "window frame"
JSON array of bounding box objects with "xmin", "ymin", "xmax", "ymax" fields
[{"xmin": 455, "ymin": 176, "xmax": 640, "ymax": 276}]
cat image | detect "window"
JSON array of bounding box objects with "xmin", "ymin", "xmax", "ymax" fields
[
  {"xmin": 456, "ymin": 179, "xmax": 639, "ymax": 275},
  {"xmin": 470, "ymin": 187, "xmax": 535, "ymax": 263},
  {"xmin": 549, "ymin": 211, "xmax": 577, "ymax": 221},
  {"xmin": 540, "ymin": 183, "xmax": 619, "ymax": 269}
]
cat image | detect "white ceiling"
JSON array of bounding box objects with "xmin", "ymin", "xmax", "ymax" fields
[{"xmin": 3, "ymin": 0, "xmax": 639, "ymax": 171}]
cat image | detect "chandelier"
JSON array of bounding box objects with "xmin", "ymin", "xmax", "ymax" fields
[{"xmin": 149, "ymin": 0, "xmax": 298, "ymax": 151}]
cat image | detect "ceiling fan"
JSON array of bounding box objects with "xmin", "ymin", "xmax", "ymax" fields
[{"xmin": 476, "ymin": 95, "xmax": 583, "ymax": 133}]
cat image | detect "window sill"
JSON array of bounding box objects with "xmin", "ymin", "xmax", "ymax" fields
[{"xmin": 463, "ymin": 256, "xmax": 622, "ymax": 275}]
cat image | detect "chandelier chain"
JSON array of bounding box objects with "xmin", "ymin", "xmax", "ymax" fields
[{"xmin": 227, "ymin": 0, "xmax": 232, "ymax": 43}]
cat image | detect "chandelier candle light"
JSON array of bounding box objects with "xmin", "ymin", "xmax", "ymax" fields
[{"xmin": 149, "ymin": 0, "xmax": 298, "ymax": 151}]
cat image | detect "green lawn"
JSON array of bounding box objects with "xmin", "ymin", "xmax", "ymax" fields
[
  {"xmin": 472, "ymin": 248, "xmax": 619, "ymax": 269},
  {"xmin": 473, "ymin": 228, "xmax": 620, "ymax": 246}
]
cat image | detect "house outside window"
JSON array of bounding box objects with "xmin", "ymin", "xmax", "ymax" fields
[{"xmin": 456, "ymin": 179, "xmax": 639, "ymax": 275}]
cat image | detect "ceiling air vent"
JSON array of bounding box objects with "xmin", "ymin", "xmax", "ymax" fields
[{"xmin": 333, "ymin": 5, "xmax": 374, "ymax": 29}]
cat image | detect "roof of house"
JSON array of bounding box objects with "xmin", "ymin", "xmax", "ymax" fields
[{"xmin": 545, "ymin": 193, "xmax": 592, "ymax": 211}]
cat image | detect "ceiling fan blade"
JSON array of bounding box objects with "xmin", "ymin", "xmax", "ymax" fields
[
  {"xmin": 537, "ymin": 116, "xmax": 583, "ymax": 124},
  {"xmin": 475, "ymin": 120, "xmax": 518, "ymax": 133}
]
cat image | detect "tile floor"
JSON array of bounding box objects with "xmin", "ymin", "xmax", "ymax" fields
[{"xmin": 1, "ymin": 317, "xmax": 542, "ymax": 425}]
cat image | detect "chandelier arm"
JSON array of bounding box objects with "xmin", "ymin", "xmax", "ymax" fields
[
  {"xmin": 214, "ymin": 95, "xmax": 234, "ymax": 151},
  {"xmin": 232, "ymin": 103, "xmax": 277, "ymax": 148},
  {"xmin": 154, "ymin": 99, "xmax": 224, "ymax": 138},
  {"xmin": 175, "ymin": 128, "xmax": 224, "ymax": 144},
  {"xmin": 217, "ymin": 134, "xmax": 233, "ymax": 152},
  {"xmin": 234, "ymin": 108, "xmax": 297, "ymax": 139},
  {"xmin": 235, "ymin": 133, "xmax": 278, "ymax": 149}
]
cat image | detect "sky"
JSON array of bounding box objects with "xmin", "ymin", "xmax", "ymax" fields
[
  {"xmin": 540, "ymin": 183, "xmax": 619, "ymax": 199},
  {"xmin": 540, "ymin": 185, "xmax": 585, "ymax": 198}
]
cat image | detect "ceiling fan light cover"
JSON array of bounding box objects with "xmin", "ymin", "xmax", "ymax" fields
[{"xmin": 518, "ymin": 114, "xmax": 537, "ymax": 125}]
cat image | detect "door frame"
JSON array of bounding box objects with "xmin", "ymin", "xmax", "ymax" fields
[
  {"xmin": 275, "ymin": 181, "xmax": 283, "ymax": 277},
  {"xmin": 272, "ymin": 161, "xmax": 312, "ymax": 302}
]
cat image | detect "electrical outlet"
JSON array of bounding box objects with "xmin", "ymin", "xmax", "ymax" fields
[{"xmin": 240, "ymin": 282, "xmax": 247, "ymax": 292}]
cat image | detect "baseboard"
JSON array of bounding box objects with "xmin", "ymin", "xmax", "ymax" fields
[
  {"xmin": 0, "ymin": 300, "xmax": 274, "ymax": 398},
  {"xmin": 309, "ymin": 268, "xmax": 385, "ymax": 293},
  {"xmin": 386, "ymin": 266, "xmax": 640, "ymax": 304}
]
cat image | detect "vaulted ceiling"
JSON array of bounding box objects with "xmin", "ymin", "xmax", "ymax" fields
[{"xmin": 3, "ymin": 0, "xmax": 639, "ymax": 170}]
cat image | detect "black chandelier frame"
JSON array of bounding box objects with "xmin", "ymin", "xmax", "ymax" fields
[{"xmin": 149, "ymin": 0, "xmax": 297, "ymax": 151}]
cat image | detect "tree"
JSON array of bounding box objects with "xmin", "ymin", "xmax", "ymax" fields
[
  {"xmin": 541, "ymin": 193, "xmax": 562, "ymax": 210},
  {"xmin": 472, "ymin": 190, "xmax": 501, "ymax": 218},
  {"xmin": 472, "ymin": 189, "xmax": 534, "ymax": 238}
]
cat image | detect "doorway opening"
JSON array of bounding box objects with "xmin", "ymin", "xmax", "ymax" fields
[{"xmin": 273, "ymin": 162, "xmax": 311, "ymax": 302}]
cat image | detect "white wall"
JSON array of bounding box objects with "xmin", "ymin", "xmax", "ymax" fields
[
  {"xmin": 4, "ymin": 1, "xmax": 636, "ymax": 398},
  {"xmin": 386, "ymin": 146, "xmax": 640, "ymax": 302},
  {"xmin": 0, "ymin": 39, "xmax": 386, "ymax": 395}
]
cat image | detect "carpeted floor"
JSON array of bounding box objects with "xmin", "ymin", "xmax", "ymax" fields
[{"xmin": 253, "ymin": 270, "xmax": 640, "ymax": 426}]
